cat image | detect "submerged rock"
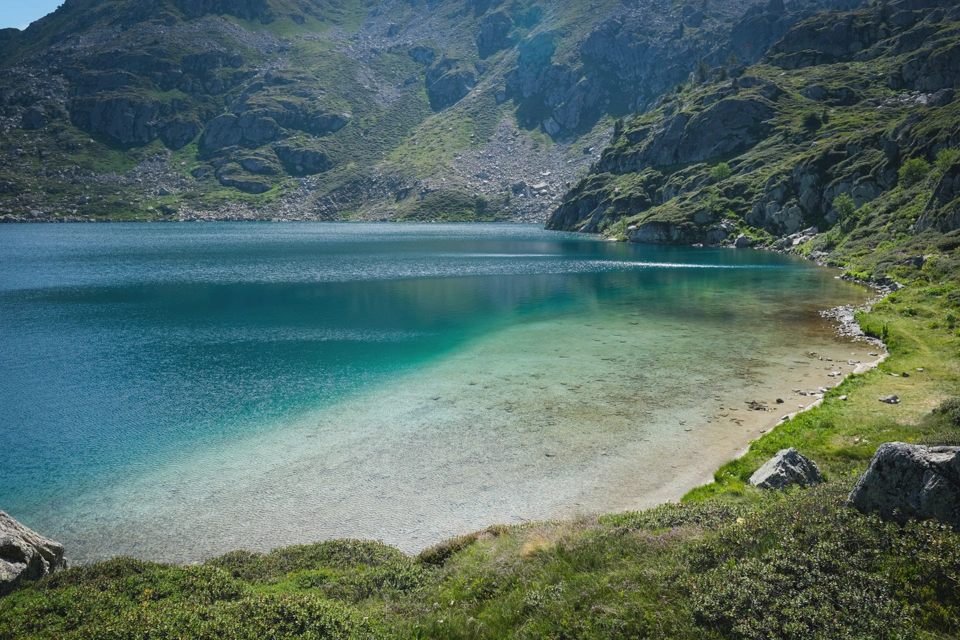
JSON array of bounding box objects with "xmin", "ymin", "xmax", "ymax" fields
[
  {"xmin": 1, "ymin": 511, "xmax": 67, "ymax": 597},
  {"xmin": 849, "ymin": 442, "xmax": 960, "ymax": 528},
  {"xmin": 749, "ymin": 447, "xmax": 822, "ymax": 490}
]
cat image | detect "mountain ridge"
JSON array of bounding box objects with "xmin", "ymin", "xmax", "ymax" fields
[{"xmin": 0, "ymin": 0, "xmax": 857, "ymax": 223}]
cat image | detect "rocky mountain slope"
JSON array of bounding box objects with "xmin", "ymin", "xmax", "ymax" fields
[
  {"xmin": 547, "ymin": 0, "xmax": 960, "ymax": 282},
  {"xmin": 0, "ymin": 0, "xmax": 855, "ymax": 222}
]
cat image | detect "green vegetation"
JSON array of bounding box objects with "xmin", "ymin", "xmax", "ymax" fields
[
  {"xmin": 709, "ymin": 162, "xmax": 732, "ymax": 183},
  {"xmin": 695, "ymin": 58, "xmax": 712, "ymax": 84},
  {"xmin": 548, "ymin": 1, "xmax": 960, "ymax": 273},
  {"xmin": 802, "ymin": 111, "xmax": 823, "ymax": 132},
  {"xmin": 900, "ymin": 157, "xmax": 932, "ymax": 187}
]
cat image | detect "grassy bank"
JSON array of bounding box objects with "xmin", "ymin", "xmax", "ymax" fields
[{"xmin": 2, "ymin": 277, "xmax": 959, "ymax": 638}]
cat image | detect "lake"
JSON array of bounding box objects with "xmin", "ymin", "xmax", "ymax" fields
[{"xmin": 0, "ymin": 223, "xmax": 868, "ymax": 563}]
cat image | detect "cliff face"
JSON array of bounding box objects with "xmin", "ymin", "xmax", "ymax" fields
[
  {"xmin": 546, "ymin": 0, "xmax": 960, "ymax": 279},
  {"xmin": 0, "ymin": 0, "xmax": 857, "ymax": 222}
]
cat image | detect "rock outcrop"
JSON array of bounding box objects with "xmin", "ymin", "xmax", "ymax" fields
[
  {"xmin": 69, "ymin": 95, "xmax": 162, "ymax": 146},
  {"xmin": 1, "ymin": 511, "xmax": 66, "ymax": 597},
  {"xmin": 215, "ymin": 163, "xmax": 271, "ymax": 193},
  {"xmin": 274, "ymin": 141, "xmax": 332, "ymax": 175},
  {"xmin": 749, "ymin": 448, "xmax": 823, "ymax": 490},
  {"xmin": 425, "ymin": 57, "xmax": 477, "ymax": 111},
  {"xmin": 849, "ymin": 442, "xmax": 960, "ymax": 528},
  {"xmin": 597, "ymin": 97, "xmax": 777, "ymax": 173},
  {"xmin": 477, "ymin": 12, "xmax": 512, "ymax": 58},
  {"xmin": 546, "ymin": 0, "xmax": 960, "ymax": 251},
  {"xmin": 916, "ymin": 161, "xmax": 960, "ymax": 233}
]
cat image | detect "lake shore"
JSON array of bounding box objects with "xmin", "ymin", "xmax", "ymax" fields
[{"xmin": 0, "ymin": 223, "xmax": 874, "ymax": 565}]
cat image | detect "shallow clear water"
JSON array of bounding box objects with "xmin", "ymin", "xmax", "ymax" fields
[{"xmin": 0, "ymin": 223, "xmax": 867, "ymax": 562}]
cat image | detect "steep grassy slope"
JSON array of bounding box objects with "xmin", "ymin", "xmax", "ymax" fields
[
  {"xmin": 547, "ymin": 0, "xmax": 960, "ymax": 287},
  {"xmin": 0, "ymin": 0, "xmax": 858, "ymax": 222}
]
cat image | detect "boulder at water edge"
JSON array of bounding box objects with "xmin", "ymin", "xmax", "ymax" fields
[
  {"xmin": 0, "ymin": 511, "xmax": 67, "ymax": 596},
  {"xmin": 749, "ymin": 447, "xmax": 823, "ymax": 490},
  {"xmin": 849, "ymin": 442, "xmax": 960, "ymax": 528}
]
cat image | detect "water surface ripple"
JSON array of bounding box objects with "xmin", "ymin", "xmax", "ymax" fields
[{"xmin": 0, "ymin": 223, "xmax": 866, "ymax": 562}]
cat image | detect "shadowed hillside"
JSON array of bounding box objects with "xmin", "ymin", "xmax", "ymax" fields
[{"xmin": 0, "ymin": 0, "xmax": 857, "ymax": 222}]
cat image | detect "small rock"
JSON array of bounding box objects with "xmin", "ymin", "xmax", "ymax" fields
[
  {"xmin": 776, "ymin": 398, "xmax": 784, "ymax": 404},
  {"xmin": 1, "ymin": 511, "xmax": 67, "ymax": 596},
  {"xmin": 902, "ymin": 372, "xmax": 910, "ymax": 378},
  {"xmin": 840, "ymin": 395, "xmax": 848, "ymax": 401},
  {"xmin": 879, "ymin": 395, "xmax": 900, "ymax": 404},
  {"xmin": 749, "ymin": 447, "xmax": 822, "ymax": 490},
  {"xmin": 849, "ymin": 443, "xmax": 960, "ymax": 528}
]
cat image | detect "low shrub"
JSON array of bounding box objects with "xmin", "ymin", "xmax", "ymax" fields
[
  {"xmin": 899, "ymin": 158, "xmax": 931, "ymax": 187},
  {"xmin": 683, "ymin": 485, "xmax": 960, "ymax": 640},
  {"xmin": 710, "ymin": 162, "xmax": 732, "ymax": 183},
  {"xmin": 933, "ymin": 397, "xmax": 960, "ymax": 427}
]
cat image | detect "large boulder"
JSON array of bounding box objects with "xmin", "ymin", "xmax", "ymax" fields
[
  {"xmin": 1, "ymin": 511, "xmax": 66, "ymax": 597},
  {"xmin": 477, "ymin": 12, "xmax": 512, "ymax": 57},
  {"xmin": 69, "ymin": 95, "xmax": 162, "ymax": 146},
  {"xmin": 161, "ymin": 118, "xmax": 201, "ymax": 150},
  {"xmin": 427, "ymin": 70, "xmax": 476, "ymax": 110},
  {"xmin": 203, "ymin": 113, "xmax": 243, "ymax": 151},
  {"xmin": 849, "ymin": 442, "xmax": 960, "ymax": 528},
  {"xmin": 20, "ymin": 106, "xmax": 47, "ymax": 130},
  {"xmin": 274, "ymin": 142, "xmax": 332, "ymax": 175},
  {"xmin": 765, "ymin": 10, "xmax": 886, "ymax": 68},
  {"xmin": 598, "ymin": 97, "xmax": 776, "ymax": 172},
  {"xmin": 674, "ymin": 98, "xmax": 776, "ymax": 164},
  {"xmin": 749, "ymin": 447, "xmax": 823, "ymax": 490}
]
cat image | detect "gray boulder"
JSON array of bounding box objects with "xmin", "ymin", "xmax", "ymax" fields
[
  {"xmin": 20, "ymin": 106, "xmax": 47, "ymax": 130},
  {"xmin": 69, "ymin": 95, "xmax": 162, "ymax": 146},
  {"xmin": 161, "ymin": 118, "xmax": 201, "ymax": 150},
  {"xmin": 409, "ymin": 46, "xmax": 437, "ymax": 66},
  {"xmin": 599, "ymin": 97, "xmax": 776, "ymax": 172},
  {"xmin": 1, "ymin": 511, "xmax": 66, "ymax": 597},
  {"xmin": 749, "ymin": 447, "xmax": 823, "ymax": 490},
  {"xmin": 477, "ymin": 12, "xmax": 512, "ymax": 57},
  {"xmin": 204, "ymin": 114, "xmax": 243, "ymax": 151},
  {"xmin": 427, "ymin": 70, "xmax": 476, "ymax": 110},
  {"xmin": 849, "ymin": 442, "xmax": 960, "ymax": 528},
  {"xmin": 274, "ymin": 142, "xmax": 332, "ymax": 175}
]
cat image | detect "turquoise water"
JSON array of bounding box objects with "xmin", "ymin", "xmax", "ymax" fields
[{"xmin": 0, "ymin": 223, "xmax": 867, "ymax": 562}]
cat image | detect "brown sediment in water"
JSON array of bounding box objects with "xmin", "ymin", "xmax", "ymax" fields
[{"xmin": 550, "ymin": 313, "xmax": 887, "ymax": 518}]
